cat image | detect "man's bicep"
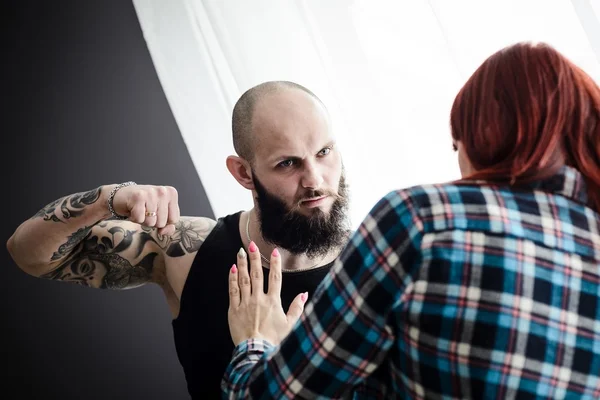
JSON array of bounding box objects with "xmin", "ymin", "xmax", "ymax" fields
[
  {"xmin": 41, "ymin": 219, "xmax": 165, "ymax": 289},
  {"xmin": 41, "ymin": 216, "xmax": 216, "ymax": 289},
  {"xmin": 152, "ymin": 217, "xmax": 217, "ymax": 258}
]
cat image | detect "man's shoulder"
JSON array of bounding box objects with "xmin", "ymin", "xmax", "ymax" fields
[
  {"xmin": 157, "ymin": 216, "xmax": 218, "ymax": 258},
  {"xmin": 178, "ymin": 216, "xmax": 218, "ymax": 237},
  {"xmin": 163, "ymin": 213, "xmax": 243, "ymax": 296},
  {"xmin": 160, "ymin": 216, "xmax": 219, "ymax": 296},
  {"xmin": 182, "ymin": 211, "xmax": 244, "ymax": 253}
]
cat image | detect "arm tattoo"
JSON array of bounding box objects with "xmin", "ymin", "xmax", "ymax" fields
[
  {"xmin": 32, "ymin": 187, "xmax": 102, "ymax": 222},
  {"xmin": 32, "ymin": 198, "xmax": 64, "ymax": 222},
  {"xmin": 43, "ymin": 226, "xmax": 156, "ymax": 289},
  {"xmin": 42, "ymin": 251, "xmax": 157, "ymax": 289},
  {"xmin": 141, "ymin": 219, "xmax": 213, "ymax": 257},
  {"xmin": 50, "ymin": 226, "xmax": 93, "ymax": 261},
  {"xmin": 44, "ymin": 218, "xmax": 214, "ymax": 289}
]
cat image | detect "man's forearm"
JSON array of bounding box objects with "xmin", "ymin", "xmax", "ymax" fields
[{"xmin": 7, "ymin": 184, "xmax": 118, "ymax": 274}]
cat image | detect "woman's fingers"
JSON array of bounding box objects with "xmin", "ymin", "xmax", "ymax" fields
[
  {"xmin": 228, "ymin": 242, "xmax": 308, "ymax": 347},
  {"xmin": 228, "ymin": 264, "xmax": 240, "ymax": 308},
  {"xmin": 248, "ymin": 241, "xmax": 263, "ymax": 295},
  {"xmin": 267, "ymin": 248, "xmax": 282, "ymax": 300},
  {"xmin": 286, "ymin": 292, "xmax": 308, "ymax": 326},
  {"xmin": 237, "ymin": 247, "xmax": 251, "ymax": 302}
]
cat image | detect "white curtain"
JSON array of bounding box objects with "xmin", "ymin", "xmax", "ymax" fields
[{"xmin": 132, "ymin": 0, "xmax": 600, "ymax": 228}]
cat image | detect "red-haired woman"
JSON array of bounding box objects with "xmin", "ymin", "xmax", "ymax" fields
[{"xmin": 222, "ymin": 42, "xmax": 600, "ymax": 399}]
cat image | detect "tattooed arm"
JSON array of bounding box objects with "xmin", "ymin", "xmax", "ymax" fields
[
  {"xmin": 7, "ymin": 184, "xmax": 216, "ymax": 289},
  {"xmin": 35, "ymin": 217, "xmax": 215, "ymax": 289}
]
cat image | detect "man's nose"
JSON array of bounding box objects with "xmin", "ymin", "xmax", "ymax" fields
[{"xmin": 301, "ymin": 162, "xmax": 324, "ymax": 190}]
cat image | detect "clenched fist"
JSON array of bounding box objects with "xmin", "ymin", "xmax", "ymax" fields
[{"xmin": 111, "ymin": 184, "xmax": 180, "ymax": 236}]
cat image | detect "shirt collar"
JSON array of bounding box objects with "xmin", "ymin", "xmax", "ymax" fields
[
  {"xmin": 459, "ymin": 165, "xmax": 588, "ymax": 205},
  {"xmin": 524, "ymin": 166, "xmax": 588, "ymax": 205}
]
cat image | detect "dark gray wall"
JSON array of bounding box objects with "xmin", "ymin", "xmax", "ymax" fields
[{"xmin": 2, "ymin": 1, "xmax": 214, "ymax": 399}]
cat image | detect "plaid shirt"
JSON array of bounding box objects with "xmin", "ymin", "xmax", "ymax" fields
[{"xmin": 222, "ymin": 166, "xmax": 600, "ymax": 399}]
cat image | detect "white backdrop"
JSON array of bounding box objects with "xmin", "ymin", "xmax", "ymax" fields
[{"xmin": 132, "ymin": 0, "xmax": 600, "ymax": 228}]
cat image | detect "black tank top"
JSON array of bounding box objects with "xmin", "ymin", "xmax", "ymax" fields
[{"xmin": 172, "ymin": 212, "xmax": 334, "ymax": 399}]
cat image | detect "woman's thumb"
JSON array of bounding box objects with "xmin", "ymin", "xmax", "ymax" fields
[{"xmin": 286, "ymin": 291, "xmax": 308, "ymax": 325}]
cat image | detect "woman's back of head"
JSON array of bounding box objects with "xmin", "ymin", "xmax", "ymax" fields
[{"xmin": 450, "ymin": 41, "xmax": 600, "ymax": 213}]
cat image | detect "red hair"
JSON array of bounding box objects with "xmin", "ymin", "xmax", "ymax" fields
[{"xmin": 450, "ymin": 41, "xmax": 600, "ymax": 212}]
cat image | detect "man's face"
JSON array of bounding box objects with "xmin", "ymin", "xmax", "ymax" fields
[
  {"xmin": 249, "ymin": 89, "xmax": 349, "ymax": 257},
  {"xmin": 253, "ymin": 169, "xmax": 349, "ymax": 258}
]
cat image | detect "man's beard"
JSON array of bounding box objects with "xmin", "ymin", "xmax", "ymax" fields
[{"xmin": 253, "ymin": 170, "xmax": 350, "ymax": 259}]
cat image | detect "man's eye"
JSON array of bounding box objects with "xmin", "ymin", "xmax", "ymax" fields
[
  {"xmin": 278, "ymin": 160, "xmax": 294, "ymax": 168},
  {"xmin": 319, "ymin": 148, "xmax": 331, "ymax": 156}
]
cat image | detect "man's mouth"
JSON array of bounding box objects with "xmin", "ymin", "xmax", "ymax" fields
[{"xmin": 300, "ymin": 195, "xmax": 328, "ymax": 208}]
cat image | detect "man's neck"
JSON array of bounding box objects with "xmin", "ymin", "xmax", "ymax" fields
[{"xmin": 240, "ymin": 210, "xmax": 339, "ymax": 272}]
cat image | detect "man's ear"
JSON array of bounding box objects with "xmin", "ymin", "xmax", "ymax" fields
[{"xmin": 226, "ymin": 155, "xmax": 255, "ymax": 190}]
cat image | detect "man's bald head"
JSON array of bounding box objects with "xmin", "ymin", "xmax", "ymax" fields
[{"xmin": 231, "ymin": 81, "xmax": 326, "ymax": 162}]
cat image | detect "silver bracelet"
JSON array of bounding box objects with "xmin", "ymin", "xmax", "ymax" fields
[{"xmin": 107, "ymin": 181, "xmax": 137, "ymax": 219}]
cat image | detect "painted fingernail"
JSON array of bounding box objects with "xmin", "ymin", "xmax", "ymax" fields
[
  {"xmin": 272, "ymin": 248, "xmax": 279, "ymax": 257},
  {"xmin": 301, "ymin": 292, "xmax": 308, "ymax": 302},
  {"xmin": 231, "ymin": 264, "xmax": 237, "ymax": 273},
  {"xmin": 238, "ymin": 247, "xmax": 246, "ymax": 258},
  {"xmin": 249, "ymin": 241, "xmax": 257, "ymax": 253}
]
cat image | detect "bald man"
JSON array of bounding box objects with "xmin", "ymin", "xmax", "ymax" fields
[{"xmin": 7, "ymin": 81, "xmax": 351, "ymax": 398}]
